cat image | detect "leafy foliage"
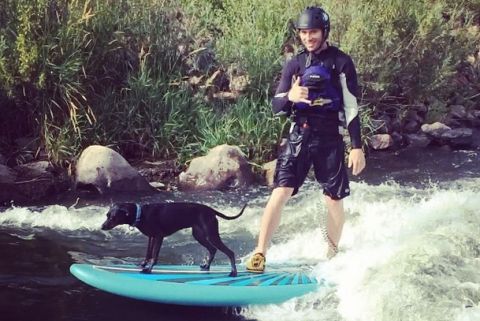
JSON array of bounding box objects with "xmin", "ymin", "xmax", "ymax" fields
[{"xmin": 0, "ymin": 0, "xmax": 478, "ymax": 167}]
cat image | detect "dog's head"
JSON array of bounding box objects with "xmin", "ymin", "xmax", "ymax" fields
[{"xmin": 101, "ymin": 203, "xmax": 136, "ymax": 230}]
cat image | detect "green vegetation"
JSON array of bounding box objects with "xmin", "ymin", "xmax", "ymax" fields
[{"xmin": 0, "ymin": 0, "xmax": 478, "ymax": 167}]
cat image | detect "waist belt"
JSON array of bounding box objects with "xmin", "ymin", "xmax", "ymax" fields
[{"xmin": 292, "ymin": 112, "xmax": 340, "ymax": 132}]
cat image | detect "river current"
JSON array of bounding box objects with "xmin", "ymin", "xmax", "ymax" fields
[{"xmin": 1, "ymin": 147, "xmax": 480, "ymax": 321}]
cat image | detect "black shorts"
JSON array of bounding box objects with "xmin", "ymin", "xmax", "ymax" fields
[{"xmin": 273, "ymin": 124, "xmax": 350, "ymax": 199}]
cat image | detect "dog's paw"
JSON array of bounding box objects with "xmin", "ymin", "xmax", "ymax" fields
[
  {"xmin": 228, "ymin": 270, "xmax": 237, "ymax": 277},
  {"xmin": 141, "ymin": 266, "xmax": 153, "ymax": 274},
  {"xmin": 138, "ymin": 260, "xmax": 148, "ymax": 268},
  {"xmin": 200, "ymin": 263, "xmax": 210, "ymax": 271}
]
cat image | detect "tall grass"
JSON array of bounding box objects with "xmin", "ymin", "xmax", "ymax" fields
[{"xmin": 0, "ymin": 0, "xmax": 478, "ymax": 167}]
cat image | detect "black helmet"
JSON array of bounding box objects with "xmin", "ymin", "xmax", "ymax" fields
[{"xmin": 296, "ymin": 7, "xmax": 330, "ymax": 39}]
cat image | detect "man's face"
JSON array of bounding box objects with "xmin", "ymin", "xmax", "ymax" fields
[{"xmin": 299, "ymin": 28, "xmax": 324, "ymax": 52}]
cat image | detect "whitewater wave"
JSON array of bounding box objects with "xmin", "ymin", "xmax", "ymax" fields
[
  {"xmin": 1, "ymin": 178, "xmax": 479, "ymax": 321},
  {"xmin": 244, "ymin": 179, "xmax": 480, "ymax": 321}
]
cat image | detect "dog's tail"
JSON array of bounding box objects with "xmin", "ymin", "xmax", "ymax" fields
[{"xmin": 215, "ymin": 203, "xmax": 247, "ymax": 220}]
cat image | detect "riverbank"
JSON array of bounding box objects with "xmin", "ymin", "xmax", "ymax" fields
[{"xmin": 2, "ymin": 136, "xmax": 480, "ymax": 209}]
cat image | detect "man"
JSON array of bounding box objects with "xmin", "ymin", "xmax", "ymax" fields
[{"xmin": 246, "ymin": 6, "xmax": 366, "ymax": 272}]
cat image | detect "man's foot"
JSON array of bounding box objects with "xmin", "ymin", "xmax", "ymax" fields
[{"xmin": 246, "ymin": 253, "xmax": 266, "ymax": 273}]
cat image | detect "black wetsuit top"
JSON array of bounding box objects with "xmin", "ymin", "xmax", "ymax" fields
[{"xmin": 272, "ymin": 45, "xmax": 362, "ymax": 149}]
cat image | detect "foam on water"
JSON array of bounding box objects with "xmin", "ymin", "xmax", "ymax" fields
[
  {"xmin": 0, "ymin": 202, "xmax": 251, "ymax": 236},
  {"xmin": 1, "ymin": 179, "xmax": 479, "ymax": 320},
  {"xmin": 243, "ymin": 179, "xmax": 480, "ymax": 321}
]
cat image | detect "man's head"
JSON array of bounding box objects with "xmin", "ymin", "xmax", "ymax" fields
[{"xmin": 296, "ymin": 7, "xmax": 330, "ymax": 52}]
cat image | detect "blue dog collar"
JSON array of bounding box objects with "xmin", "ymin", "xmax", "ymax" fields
[{"xmin": 133, "ymin": 203, "xmax": 142, "ymax": 227}]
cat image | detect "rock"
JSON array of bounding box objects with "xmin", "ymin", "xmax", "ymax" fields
[
  {"xmin": 449, "ymin": 105, "xmax": 468, "ymax": 119},
  {"xmin": 15, "ymin": 161, "xmax": 52, "ymax": 178},
  {"xmin": 391, "ymin": 132, "xmax": 407, "ymax": 147},
  {"xmin": 391, "ymin": 118, "xmax": 403, "ymax": 133},
  {"xmin": 442, "ymin": 115, "xmax": 463, "ymax": 128},
  {"xmin": 0, "ymin": 164, "xmax": 16, "ymax": 184},
  {"xmin": 371, "ymin": 116, "xmax": 392, "ymax": 134},
  {"xmin": 404, "ymin": 120, "xmax": 421, "ymax": 133},
  {"xmin": 369, "ymin": 134, "xmax": 394, "ymax": 150},
  {"xmin": 75, "ymin": 145, "xmax": 155, "ymax": 194},
  {"xmin": 14, "ymin": 161, "xmax": 70, "ymax": 202},
  {"xmin": 149, "ymin": 182, "xmax": 166, "ymax": 190},
  {"xmin": 440, "ymin": 128, "xmax": 473, "ymax": 148},
  {"xmin": 405, "ymin": 110, "xmax": 424, "ymax": 123},
  {"xmin": 1, "ymin": 161, "xmax": 71, "ymax": 205},
  {"xmin": 405, "ymin": 133, "xmax": 431, "ymax": 148},
  {"xmin": 469, "ymin": 110, "xmax": 480, "ymax": 127},
  {"xmin": 179, "ymin": 144, "xmax": 254, "ymax": 191},
  {"xmin": 262, "ymin": 160, "xmax": 277, "ymax": 187},
  {"xmin": 0, "ymin": 153, "xmax": 6, "ymax": 165},
  {"xmin": 421, "ymin": 122, "xmax": 451, "ymax": 138}
]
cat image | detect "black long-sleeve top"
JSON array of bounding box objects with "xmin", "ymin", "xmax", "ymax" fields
[{"xmin": 272, "ymin": 45, "xmax": 362, "ymax": 149}]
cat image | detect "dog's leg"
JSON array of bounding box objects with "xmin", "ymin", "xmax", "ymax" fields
[
  {"xmin": 139, "ymin": 236, "xmax": 154, "ymax": 268},
  {"xmin": 192, "ymin": 227, "xmax": 217, "ymax": 271},
  {"xmin": 142, "ymin": 236, "xmax": 164, "ymax": 273},
  {"xmin": 207, "ymin": 233, "xmax": 237, "ymax": 277}
]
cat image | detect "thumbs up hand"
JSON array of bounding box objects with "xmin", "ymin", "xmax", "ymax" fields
[{"xmin": 288, "ymin": 77, "xmax": 311, "ymax": 105}]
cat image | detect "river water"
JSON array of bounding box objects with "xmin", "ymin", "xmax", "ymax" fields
[{"xmin": 1, "ymin": 147, "xmax": 480, "ymax": 321}]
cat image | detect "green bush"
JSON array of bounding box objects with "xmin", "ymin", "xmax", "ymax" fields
[
  {"xmin": 0, "ymin": 0, "xmax": 478, "ymax": 167},
  {"xmin": 332, "ymin": 0, "xmax": 480, "ymax": 117}
]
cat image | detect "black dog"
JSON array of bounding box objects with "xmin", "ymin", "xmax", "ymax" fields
[{"xmin": 101, "ymin": 202, "xmax": 247, "ymax": 276}]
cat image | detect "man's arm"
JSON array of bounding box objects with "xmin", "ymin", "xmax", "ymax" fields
[
  {"xmin": 340, "ymin": 56, "xmax": 365, "ymax": 175},
  {"xmin": 272, "ymin": 59, "xmax": 297, "ymax": 116},
  {"xmin": 340, "ymin": 57, "xmax": 362, "ymax": 149}
]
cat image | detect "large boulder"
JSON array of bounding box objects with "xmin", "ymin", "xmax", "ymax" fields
[
  {"xmin": 440, "ymin": 128, "xmax": 473, "ymax": 148},
  {"xmin": 421, "ymin": 123, "xmax": 473, "ymax": 148},
  {"xmin": 75, "ymin": 145, "xmax": 155, "ymax": 194},
  {"xmin": 179, "ymin": 144, "xmax": 254, "ymax": 191},
  {"xmin": 0, "ymin": 161, "xmax": 70, "ymax": 205},
  {"xmin": 405, "ymin": 133, "xmax": 432, "ymax": 148},
  {"xmin": 13, "ymin": 161, "xmax": 70, "ymax": 202},
  {"xmin": 0, "ymin": 164, "xmax": 16, "ymax": 183},
  {"xmin": 369, "ymin": 134, "xmax": 394, "ymax": 150},
  {"xmin": 421, "ymin": 122, "xmax": 452, "ymax": 137},
  {"xmin": 0, "ymin": 164, "xmax": 17, "ymax": 205}
]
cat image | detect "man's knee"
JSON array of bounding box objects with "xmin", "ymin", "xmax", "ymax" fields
[
  {"xmin": 324, "ymin": 195, "xmax": 343, "ymax": 207},
  {"xmin": 272, "ymin": 186, "xmax": 294, "ymax": 200}
]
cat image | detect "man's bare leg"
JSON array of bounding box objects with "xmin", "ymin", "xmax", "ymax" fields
[
  {"xmin": 254, "ymin": 187, "xmax": 294, "ymax": 255},
  {"xmin": 324, "ymin": 196, "xmax": 345, "ymax": 258}
]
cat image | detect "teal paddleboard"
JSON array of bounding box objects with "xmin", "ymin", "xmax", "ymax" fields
[{"xmin": 70, "ymin": 264, "xmax": 322, "ymax": 306}]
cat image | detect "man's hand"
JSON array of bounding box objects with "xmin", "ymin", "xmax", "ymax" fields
[
  {"xmin": 348, "ymin": 148, "xmax": 366, "ymax": 176},
  {"xmin": 288, "ymin": 77, "xmax": 311, "ymax": 105}
]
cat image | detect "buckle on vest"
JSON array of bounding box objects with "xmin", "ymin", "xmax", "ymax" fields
[{"xmin": 311, "ymin": 98, "xmax": 332, "ymax": 107}]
